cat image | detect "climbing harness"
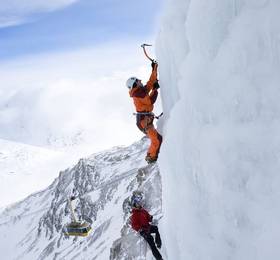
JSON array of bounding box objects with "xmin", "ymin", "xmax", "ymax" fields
[
  {"xmin": 133, "ymin": 112, "xmax": 163, "ymax": 120},
  {"xmin": 133, "ymin": 112, "xmax": 163, "ymax": 134}
]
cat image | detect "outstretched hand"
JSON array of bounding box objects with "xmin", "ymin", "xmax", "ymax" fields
[
  {"xmin": 153, "ymin": 80, "xmax": 160, "ymax": 89},
  {"xmin": 151, "ymin": 60, "xmax": 158, "ymax": 69}
]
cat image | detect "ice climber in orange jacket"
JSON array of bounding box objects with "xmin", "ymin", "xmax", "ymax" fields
[{"xmin": 126, "ymin": 61, "xmax": 162, "ymax": 164}]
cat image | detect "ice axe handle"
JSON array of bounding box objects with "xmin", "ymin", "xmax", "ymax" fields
[{"xmin": 141, "ymin": 44, "xmax": 154, "ymax": 62}]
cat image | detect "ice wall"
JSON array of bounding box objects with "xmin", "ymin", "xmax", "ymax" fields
[{"xmin": 157, "ymin": 0, "xmax": 280, "ymax": 259}]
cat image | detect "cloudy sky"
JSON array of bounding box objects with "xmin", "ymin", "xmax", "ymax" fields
[
  {"xmin": 0, "ymin": 0, "xmax": 163, "ymax": 154},
  {"xmin": 0, "ymin": 0, "xmax": 162, "ymax": 58}
]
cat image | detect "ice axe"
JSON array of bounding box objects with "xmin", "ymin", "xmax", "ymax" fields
[{"xmin": 141, "ymin": 43, "xmax": 155, "ymax": 62}]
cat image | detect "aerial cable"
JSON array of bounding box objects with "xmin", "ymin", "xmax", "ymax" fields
[{"xmin": 0, "ymin": 167, "xmax": 143, "ymax": 226}]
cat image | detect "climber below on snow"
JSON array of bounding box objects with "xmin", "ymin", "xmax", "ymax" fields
[
  {"xmin": 130, "ymin": 192, "xmax": 163, "ymax": 260},
  {"xmin": 126, "ymin": 60, "xmax": 162, "ymax": 164}
]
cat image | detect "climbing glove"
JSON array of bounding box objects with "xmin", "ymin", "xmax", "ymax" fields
[
  {"xmin": 153, "ymin": 81, "xmax": 160, "ymax": 89},
  {"xmin": 151, "ymin": 60, "xmax": 157, "ymax": 69}
]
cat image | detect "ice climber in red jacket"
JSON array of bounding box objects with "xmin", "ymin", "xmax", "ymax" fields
[{"xmin": 130, "ymin": 193, "xmax": 163, "ymax": 260}]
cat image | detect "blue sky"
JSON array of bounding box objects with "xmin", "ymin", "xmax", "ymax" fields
[
  {"xmin": 0, "ymin": 0, "xmax": 163, "ymax": 152},
  {"xmin": 0, "ymin": 0, "xmax": 162, "ymax": 59},
  {"xmin": 0, "ymin": 0, "xmax": 164, "ymax": 207}
]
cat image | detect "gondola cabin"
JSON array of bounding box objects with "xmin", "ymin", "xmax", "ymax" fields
[
  {"xmin": 65, "ymin": 221, "xmax": 92, "ymax": 237},
  {"xmin": 65, "ymin": 196, "xmax": 92, "ymax": 237}
]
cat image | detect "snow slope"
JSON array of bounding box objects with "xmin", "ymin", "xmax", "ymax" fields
[
  {"xmin": 0, "ymin": 138, "xmax": 163, "ymax": 260},
  {"xmin": 0, "ymin": 139, "xmax": 64, "ymax": 208},
  {"xmin": 157, "ymin": 0, "xmax": 280, "ymax": 259}
]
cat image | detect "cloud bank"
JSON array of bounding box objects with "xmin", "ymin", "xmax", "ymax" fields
[
  {"xmin": 0, "ymin": 41, "xmax": 161, "ymax": 153},
  {"xmin": 0, "ymin": 0, "xmax": 79, "ymax": 28}
]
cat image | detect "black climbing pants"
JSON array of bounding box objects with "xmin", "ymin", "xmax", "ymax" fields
[{"xmin": 140, "ymin": 225, "xmax": 162, "ymax": 260}]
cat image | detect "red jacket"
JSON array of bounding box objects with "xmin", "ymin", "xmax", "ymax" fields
[{"xmin": 131, "ymin": 207, "xmax": 152, "ymax": 232}]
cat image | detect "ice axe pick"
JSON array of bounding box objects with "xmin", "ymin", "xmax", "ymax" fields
[{"xmin": 141, "ymin": 43, "xmax": 154, "ymax": 62}]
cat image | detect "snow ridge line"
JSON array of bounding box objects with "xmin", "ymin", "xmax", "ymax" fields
[
  {"xmin": 0, "ymin": 167, "xmax": 141, "ymax": 226},
  {"xmin": 82, "ymin": 167, "xmax": 139, "ymax": 197}
]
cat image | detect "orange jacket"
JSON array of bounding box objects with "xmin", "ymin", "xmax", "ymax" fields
[{"xmin": 129, "ymin": 65, "xmax": 158, "ymax": 113}]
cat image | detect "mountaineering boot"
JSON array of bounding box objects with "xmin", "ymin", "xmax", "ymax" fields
[
  {"xmin": 145, "ymin": 154, "xmax": 157, "ymax": 164},
  {"xmin": 155, "ymin": 237, "xmax": 162, "ymax": 249}
]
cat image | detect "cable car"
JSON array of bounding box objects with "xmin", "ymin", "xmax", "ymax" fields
[
  {"xmin": 64, "ymin": 196, "xmax": 92, "ymax": 237},
  {"xmin": 65, "ymin": 221, "xmax": 92, "ymax": 237}
]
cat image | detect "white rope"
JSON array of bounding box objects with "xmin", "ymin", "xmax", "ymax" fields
[
  {"xmin": 144, "ymin": 235, "xmax": 147, "ymax": 260},
  {"xmin": 139, "ymin": 234, "xmax": 142, "ymax": 260}
]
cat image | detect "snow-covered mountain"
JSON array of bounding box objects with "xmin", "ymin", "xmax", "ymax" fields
[
  {"xmin": 0, "ymin": 137, "xmax": 124, "ymax": 209},
  {"xmin": 2, "ymin": 1, "xmax": 280, "ymax": 259},
  {"xmin": 157, "ymin": 0, "xmax": 280, "ymax": 259},
  {"xmin": 0, "ymin": 138, "xmax": 65, "ymax": 208},
  {"xmin": 0, "ymin": 138, "xmax": 163, "ymax": 260}
]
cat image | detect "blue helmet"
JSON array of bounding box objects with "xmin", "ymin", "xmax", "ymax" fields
[{"xmin": 131, "ymin": 192, "xmax": 143, "ymax": 207}]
